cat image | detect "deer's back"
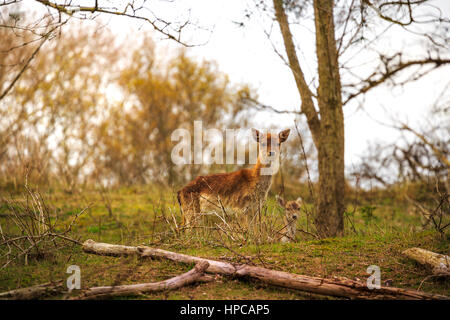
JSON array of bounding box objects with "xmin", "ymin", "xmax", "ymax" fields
[{"xmin": 180, "ymin": 168, "xmax": 259, "ymax": 210}]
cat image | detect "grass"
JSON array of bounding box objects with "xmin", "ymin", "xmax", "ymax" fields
[{"xmin": 0, "ymin": 185, "xmax": 448, "ymax": 299}]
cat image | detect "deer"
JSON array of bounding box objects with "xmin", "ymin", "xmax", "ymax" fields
[
  {"xmin": 177, "ymin": 128, "xmax": 291, "ymax": 227},
  {"xmin": 276, "ymin": 195, "xmax": 303, "ymax": 242}
]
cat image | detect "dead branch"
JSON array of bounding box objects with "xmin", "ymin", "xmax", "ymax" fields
[
  {"xmin": 403, "ymin": 247, "xmax": 450, "ymax": 276},
  {"xmin": 0, "ymin": 185, "xmax": 88, "ymax": 269},
  {"xmin": 398, "ymin": 123, "xmax": 450, "ymax": 168},
  {"xmin": 82, "ymin": 239, "xmax": 449, "ymax": 300},
  {"xmin": 0, "ymin": 280, "xmax": 64, "ymax": 300},
  {"xmin": 75, "ymin": 261, "xmax": 212, "ymax": 299}
]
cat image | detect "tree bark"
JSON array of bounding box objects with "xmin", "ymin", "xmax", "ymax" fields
[
  {"xmin": 82, "ymin": 240, "xmax": 448, "ymax": 300},
  {"xmin": 76, "ymin": 261, "xmax": 212, "ymax": 299},
  {"xmin": 0, "ymin": 280, "xmax": 64, "ymax": 300},
  {"xmin": 403, "ymin": 247, "xmax": 450, "ymax": 276},
  {"xmin": 273, "ymin": 0, "xmax": 320, "ymax": 147},
  {"xmin": 313, "ymin": 0, "xmax": 345, "ymax": 237},
  {"xmin": 273, "ymin": 0, "xmax": 345, "ymax": 237}
]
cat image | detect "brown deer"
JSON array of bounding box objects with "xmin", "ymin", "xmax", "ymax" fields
[
  {"xmin": 177, "ymin": 128, "xmax": 290, "ymax": 227},
  {"xmin": 276, "ymin": 195, "xmax": 303, "ymax": 242}
]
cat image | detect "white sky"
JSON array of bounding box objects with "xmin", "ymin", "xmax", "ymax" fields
[{"xmin": 24, "ymin": 0, "xmax": 450, "ymax": 169}]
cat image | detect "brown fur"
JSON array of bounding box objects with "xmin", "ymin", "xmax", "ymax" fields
[
  {"xmin": 178, "ymin": 129, "xmax": 290, "ymax": 226},
  {"xmin": 276, "ymin": 195, "xmax": 302, "ymax": 242}
]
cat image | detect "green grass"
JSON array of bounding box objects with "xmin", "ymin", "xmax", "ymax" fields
[{"xmin": 0, "ymin": 185, "xmax": 448, "ymax": 299}]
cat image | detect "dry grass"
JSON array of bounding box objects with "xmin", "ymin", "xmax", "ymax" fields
[{"xmin": 0, "ymin": 184, "xmax": 448, "ymax": 299}]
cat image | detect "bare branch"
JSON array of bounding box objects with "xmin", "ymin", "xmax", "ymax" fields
[
  {"xmin": 34, "ymin": 0, "xmax": 201, "ymax": 47},
  {"xmin": 243, "ymin": 97, "xmax": 302, "ymax": 115},
  {"xmin": 344, "ymin": 56, "xmax": 450, "ymax": 105}
]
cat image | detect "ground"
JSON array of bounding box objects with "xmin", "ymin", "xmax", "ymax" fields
[{"xmin": 0, "ymin": 185, "xmax": 448, "ymax": 299}]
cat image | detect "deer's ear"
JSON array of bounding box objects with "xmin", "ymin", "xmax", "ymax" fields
[
  {"xmin": 251, "ymin": 128, "xmax": 260, "ymax": 142},
  {"xmin": 279, "ymin": 129, "xmax": 290, "ymax": 143}
]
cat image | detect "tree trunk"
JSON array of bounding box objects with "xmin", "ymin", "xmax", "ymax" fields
[
  {"xmin": 313, "ymin": 0, "xmax": 345, "ymax": 237},
  {"xmin": 82, "ymin": 240, "xmax": 449, "ymax": 300},
  {"xmin": 273, "ymin": 0, "xmax": 345, "ymax": 238}
]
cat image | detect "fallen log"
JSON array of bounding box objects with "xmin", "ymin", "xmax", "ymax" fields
[
  {"xmin": 402, "ymin": 247, "xmax": 450, "ymax": 276},
  {"xmin": 76, "ymin": 261, "xmax": 212, "ymax": 299},
  {"xmin": 0, "ymin": 280, "xmax": 64, "ymax": 300},
  {"xmin": 82, "ymin": 239, "xmax": 449, "ymax": 300}
]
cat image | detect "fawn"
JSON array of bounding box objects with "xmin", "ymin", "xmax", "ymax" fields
[
  {"xmin": 177, "ymin": 128, "xmax": 290, "ymax": 227},
  {"xmin": 276, "ymin": 195, "xmax": 303, "ymax": 242}
]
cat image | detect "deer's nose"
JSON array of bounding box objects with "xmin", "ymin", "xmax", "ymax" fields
[{"xmin": 268, "ymin": 151, "xmax": 275, "ymax": 156}]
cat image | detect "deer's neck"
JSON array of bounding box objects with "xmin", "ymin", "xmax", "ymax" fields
[
  {"xmin": 252, "ymin": 157, "xmax": 276, "ymax": 191},
  {"xmin": 253, "ymin": 155, "xmax": 278, "ymax": 174}
]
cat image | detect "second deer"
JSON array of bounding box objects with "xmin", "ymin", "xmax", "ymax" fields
[{"xmin": 276, "ymin": 195, "xmax": 303, "ymax": 242}]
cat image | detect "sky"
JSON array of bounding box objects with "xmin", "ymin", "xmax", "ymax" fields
[{"xmin": 24, "ymin": 0, "xmax": 450, "ymax": 170}]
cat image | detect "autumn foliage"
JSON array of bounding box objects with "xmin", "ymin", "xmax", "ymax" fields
[{"xmin": 0, "ymin": 21, "xmax": 251, "ymax": 191}]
